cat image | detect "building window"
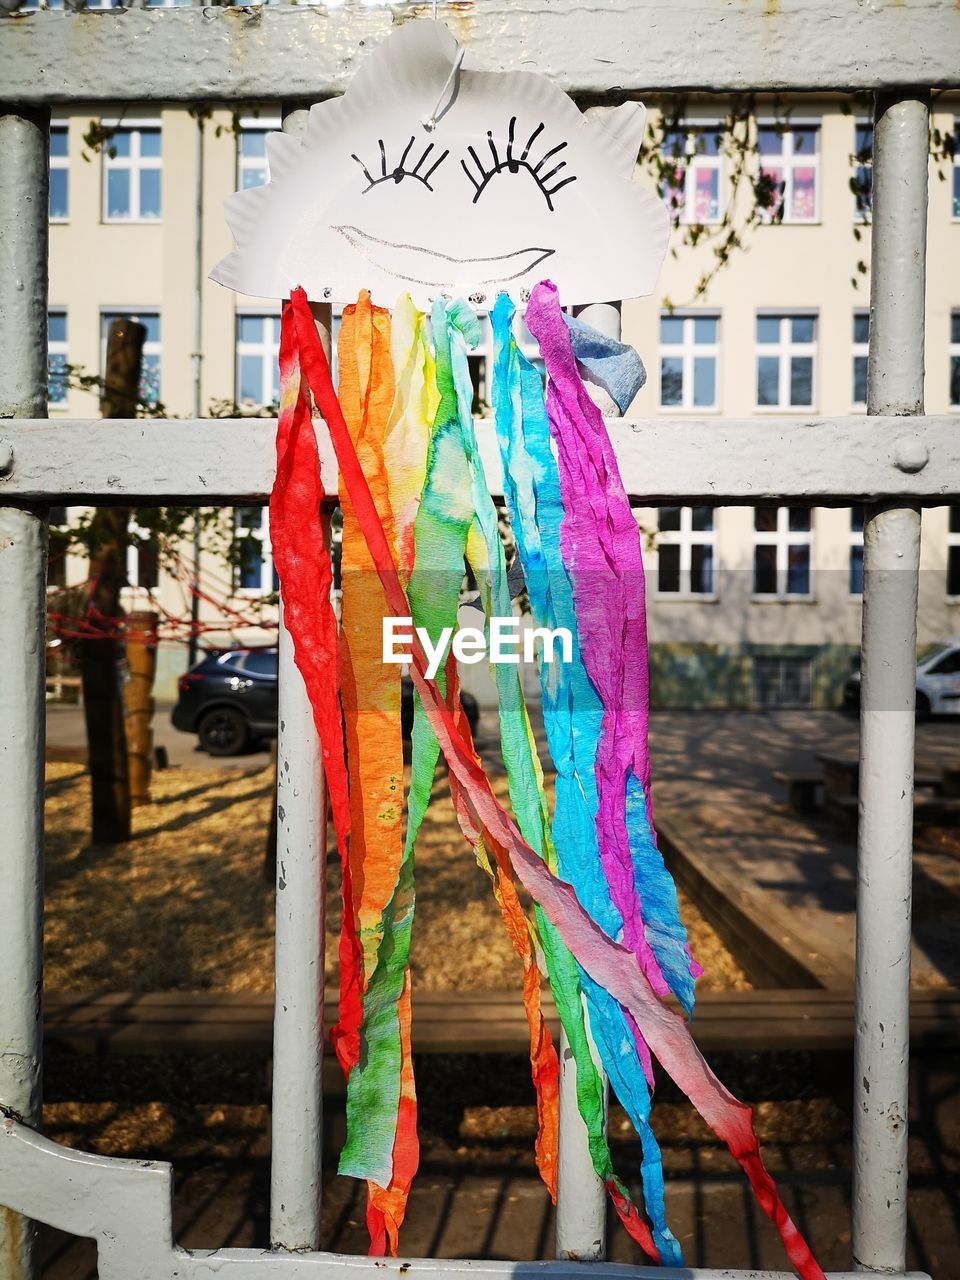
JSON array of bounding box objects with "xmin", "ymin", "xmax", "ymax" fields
[
  {"xmin": 50, "ymin": 124, "xmax": 69, "ymax": 221},
  {"xmin": 951, "ymin": 311, "xmax": 960, "ymax": 408},
  {"xmin": 236, "ymin": 313, "xmax": 281, "ymax": 410},
  {"xmin": 756, "ymin": 313, "xmax": 816, "ymax": 409},
  {"xmin": 852, "ymin": 121, "xmax": 872, "ymax": 221},
  {"xmin": 752, "ymin": 656, "xmax": 813, "ymax": 708},
  {"xmin": 48, "ymin": 507, "xmax": 69, "ymax": 590},
  {"xmin": 467, "ymin": 311, "xmax": 542, "ymax": 413},
  {"xmin": 48, "ymin": 310, "xmax": 68, "ymax": 407},
  {"xmin": 850, "ymin": 506, "xmax": 864, "ymax": 597},
  {"xmin": 757, "ymin": 123, "xmax": 819, "ymax": 223},
  {"xmin": 656, "ymin": 506, "xmax": 716, "ymax": 598},
  {"xmin": 103, "ymin": 123, "xmax": 162, "ymax": 222},
  {"xmin": 753, "ymin": 506, "xmax": 812, "ymax": 598},
  {"xmin": 852, "ymin": 311, "xmax": 869, "ymax": 408},
  {"xmin": 234, "ymin": 508, "xmax": 278, "ymax": 594},
  {"xmin": 237, "ymin": 119, "xmax": 281, "ymax": 191},
  {"xmin": 127, "ymin": 522, "xmax": 159, "ymax": 592},
  {"xmin": 100, "ymin": 311, "xmax": 162, "ymax": 406},
  {"xmin": 659, "ymin": 313, "xmax": 719, "ymax": 410},
  {"xmin": 660, "ymin": 125, "xmax": 724, "ymax": 224},
  {"xmin": 949, "ymin": 508, "xmax": 960, "ymax": 599},
  {"xmin": 953, "ymin": 119, "xmax": 960, "ymax": 221}
]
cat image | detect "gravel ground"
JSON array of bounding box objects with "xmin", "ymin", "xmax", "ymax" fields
[{"xmin": 44, "ymin": 761, "xmax": 751, "ymax": 995}]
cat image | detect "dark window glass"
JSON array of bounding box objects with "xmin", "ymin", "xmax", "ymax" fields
[
  {"xmin": 242, "ymin": 649, "xmax": 278, "ymax": 677},
  {"xmin": 754, "ymin": 506, "xmax": 778, "ymax": 532},
  {"xmin": 930, "ymin": 648, "xmax": 960, "ymax": 674},
  {"xmin": 658, "ymin": 506, "xmax": 682, "ymax": 532},
  {"xmin": 238, "ymin": 537, "xmax": 263, "ymax": 589},
  {"xmin": 950, "ymin": 354, "xmax": 960, "ymax": 408},
  {"xmin": 853, "ymin": 313, "xmax": 870, "ymax": 344},
  {"xmin": 951, "ymin": 312, "xmax": 960, "ymax": 344},
  {"xmin": 658, "ymin": 544, "xmax": 681, "ymax": 593},
  {"xmin": 691, "ymin": 506, "xmax": 714, "ymax": 531},
  {"xmin": 949, "ymin": 546, "xmax": 960, "ymax": 598},
  {"xmin": 756, "ymin": 316, "xmax": 781, "ymax": 343},
  {"xmin": 660, "ymin": 357, "xmax": 683, "ymax": 406},
  {"xmin": 950, "ymin": 505, "xmax": 960, "ymax": 534},
  {"xmin": 853, "ymin": 354, "xmax": 868, "ymax": 404},
  {"xmin": 789, "ymin": 356, "xmax": 813, "ymax": 405},
  {"xmin": 788, "ymin": 507, "xmax": 811, "ymax": 532},
  {"xmin": 852, "ymin": 506, "xmax": 865, "ymax": 533},
  {"xmin": 50, "ymin": 168, "xmax": 69, "ymax": 220},
  {"xmin": 690, "ymin": 544, "xmax": 713, "ymax": 594},
  {"xmin": 754, "ymin": 544, "xmax": 778, "ymax": 594},
  {"xmin": 757, "ymin": 356, "xmax": 780, "ymax": 405},
  {"xmin": 791, "ymin": 316, "xmax": 815, "ymax": 344},
  {"xmin": 849, "ymin": 545, "xmax": 864, "ymax": 595},
  {"xmin": 660, "ymin": 315, "xmax": 684, "ymax": 344},
  {"xmin": 137, "ymin": 540, "xmax": 159, "ymax": 592},
  {"xmin": 787, "ymin": 544, "xmax": 810, "ymax": 595}
]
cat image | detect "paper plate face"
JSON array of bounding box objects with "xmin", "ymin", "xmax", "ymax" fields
[{"xmin": 211, "ymin": 20, "xmax": 669, "ymax": 308}]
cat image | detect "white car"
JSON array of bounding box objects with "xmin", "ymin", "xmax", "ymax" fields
[{"xmin": 843, "ymin": 640, "xmax": 960, "ymax": 718}]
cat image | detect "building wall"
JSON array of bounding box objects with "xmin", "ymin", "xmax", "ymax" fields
[{"xmin": 46, "ymin": 96, "xmax": 960, "ymax": 706}]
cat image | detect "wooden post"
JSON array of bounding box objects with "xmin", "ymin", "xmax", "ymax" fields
[
  {"xmin": 80, "ymin": 317, "xmax": 145, "ymax": 843},
  {"xmin": 124, "ymin": 609, "xmax": 159, "ymax": 806}
]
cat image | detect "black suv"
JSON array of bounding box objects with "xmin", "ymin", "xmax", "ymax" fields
[{"xmin": 172, "ymin": 647, "xmax": 480, "ymax": 756}]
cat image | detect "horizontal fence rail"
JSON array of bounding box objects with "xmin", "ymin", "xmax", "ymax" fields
[
  {"xmin": 2, "ymin": 416, "xmax": 959, "ymax": 505},
  {"xmin": 0, "ymin": 0, "xmax": 959, "ymax": 101}
]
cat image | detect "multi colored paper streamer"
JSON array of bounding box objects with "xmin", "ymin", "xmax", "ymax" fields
[{"xmin": 273, "ymin": 285, "xmax": 827, "ymax": 1280}]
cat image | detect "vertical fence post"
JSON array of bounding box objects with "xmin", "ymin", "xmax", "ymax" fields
[
  {"xmin": 0, "ymin": 106, "xmax": 50, "ymax": 1280},
  {"xmin": 553, "ymin": 301, "xmax": 622, "ymax": 1261},
  {"xmin": 853, "ymin": 91, "xmax": 928, "ymax": 1275},
  {"xmin": 269, "ymin": 103, "xmax": 332, "ymax": 1253}
]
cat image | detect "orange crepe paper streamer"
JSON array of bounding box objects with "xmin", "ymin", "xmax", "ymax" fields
[{"xmin": 337, "ymin": 294, "xmax": 418, "ymax": 1254}]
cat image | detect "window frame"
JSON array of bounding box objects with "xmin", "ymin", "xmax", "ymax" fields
[
  {"xmin": 849, "ymin": 506, "xmax": 864, "ymax": 599},
  {"xmin": 125, "ymin": 520, "xmax": 160, "ymax": 593},
  {"xmin": 233, "ymin": 507, "xmax": 278, "ymax": 597},
  {"xmin": 49, "ymin": 120, "xmax": 69, "ymax": 224},
  {"xmin": 852, "ymin": 310, "xmax": 870, "ymax": 410},
  {"xmin": 947, "ymin": 507, "xmax": 960, "ymax": 603},
  {"xmin": 950, "ymin": 309, "xmax": 960, "ymax": 411},
  {"xmin": 47, "ymin": 308, "xmax": 69, "ymax": 410},
  {"xmin": 99, "ymin": 308, "xmax": 162, "ymax": 407},
  {"xmin": 657, "ymin": 312, "xmax": 721, "ymax": 413},
  {"xmin": 756, "ymin": 118, "xmax": 821, "ymax": 225},
  {"xmin": 654, "ymin": 506, "xmax": 718, "ymax": 601},
  {"xmin": 751, "ymin": 505, "xmax": 815, "ymax": 602},
  {"xmin": 660, "ymin": 121, "xmax": 726, "ymax": 226},
  {"xmin": 101, "ymin": 119, "xmax": 163, "ymax": 224},
  {"xmin": 852, "ymin": 118, "xmax": 873, "ymax": 224},
  {"xmin": 237, "ymin": 116, "xmax": 282, "ymax": 192},
  {"xmin": 236, "ymin": 310, "xmax": 282, "ymax": 411},
  {"xmin": 952, "ymin": 117, "xmax": 960, "ymax": 223},
  {"xmin": 754, "ymin": 311, "xmax": 818, "ymax": 411}
]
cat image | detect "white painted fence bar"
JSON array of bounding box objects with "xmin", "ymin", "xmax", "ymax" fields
[
  {"xmin": 852, "ymin": 92, "xmax": 928, "ymax": 1277},
  {"xmin": 0, "ymin": 105, "xmax": 49, "ymax": 1280},
  {"xmin": 1, "ymin": 0, "xmax": 959, "ymax": 101},
  {"xmin": 268, "ymin": 110, "xmax": 330, "ymax": 1256},
  {"xmin": 2, "ymin": 417, "xmax": 959, "ymax": 505}
]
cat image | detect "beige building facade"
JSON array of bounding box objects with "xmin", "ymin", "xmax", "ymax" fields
[{"xmin": 47, "ymin": 96, "xmax": 960, "ymax": 705}]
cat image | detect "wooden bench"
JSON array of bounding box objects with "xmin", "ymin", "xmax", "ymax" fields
[
  {"xmin": 772, "ymin": 770, "xmax": 822, "ymax": 812},
  {"xmin": 43, "ymin": 987, "xmax": 960, "ymax": 1059}
]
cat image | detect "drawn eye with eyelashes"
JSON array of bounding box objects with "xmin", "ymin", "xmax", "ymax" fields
[
  {"xmin": 352, "ymin": 137, "xmax": 450, "ymax": 193},
  {"xmin": 461, "ymin": 118, "xmax": 578, "ymax": 211}
]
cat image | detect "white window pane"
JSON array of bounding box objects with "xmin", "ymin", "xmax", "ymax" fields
[
  {"xmin": 757, "ymin": 356, "xmax": 780, "ymax": 405},
  {"xmin": 756, "ymin": 316, "xmax": 780, "ymax": 343},
  {"xmin": 790, "ymin": 166, "xmax": 817, "ymax": 220},
  {"xmin": 239, "ymin": 355, "xmax": 264, "ymax": 405},
  {"xmin": 138, "ymin": 314, "xmax": 161, "ymax": 343},
  {"xmin": 660, "ymin": 357, "xmax": 683, "ymax": 406},
  {"xmin": 139, "ymin": 168, "xmax": 162, "ymax": 218},
  {"xmin": 50, "ymin": 128, "xmax": 69, "ymax": 158},
  {"xmin": 139, "ymin": 129, "xmax": 162, "ymax": 158},
  {"xmin": 110, "ymin": 130, "xmax": 131, "ymax": 158},
  {"xmin": 790, "ymin": 356, "xmax": 813, "ymax": 405},
  {"xmin": 238, "ymin": 316, "xmax": 265, "ymax": 344},
  {"xmin": 48, "ymin": 313, "xmax": 67, "ymax": 344},
  {"xmin": 660, "ymin": 316, "xmax": 684, "ymax": 344},
  {"xmin": 140, "ymin": 355, "xmax": 161, "ymax": 405},
  {"xmin": 757, "ymin": 128, "xmax": 783, "ymax": 155},
  {"xmin": 793, "ymin": 126, "xmax": 818, "ymax": 154},
  {"xmin": 791, "ymin": 316, "xmax": 815, "ymax": 343},
  {"xmin": 692, "ymin": 356, "xmax": 716, "ymax": 407},
  {"xmin": 241, "ymin": 130, "xmax": 268, "ymax": 157},
  {"xmin": 48, "ymin": 356, "xmax": 68, "ymax": 405},
  {"xmin": 693, "ymin": 317, "xmax": 717, "ymax": 344},
  {"xmin": 242, "ymin": 166, "xmax": 268, "ymax": 190},
  {"xmin": 691, "ymin": 165, "xmax": 719, "ymax": 221},
  {"xmin": 50, "ymin": 169, "xmax": 69, "ymax": 219},
  {"xmin": 107, "ymin": 168, "xmax": 130, "ymax": 218}
]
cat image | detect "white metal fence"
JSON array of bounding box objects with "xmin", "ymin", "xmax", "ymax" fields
[{"xmin": 1, "ymin": 3, "xmax": 958, "ymax": 1278}]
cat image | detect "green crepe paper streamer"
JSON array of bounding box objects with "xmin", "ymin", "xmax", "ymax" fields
[
  {"xmin": 338, "ymin": 298, "xmax": 476, "ymax": 1186},
  {"xmin": 445, "ymin": 303, "xmax": 621, "ymax": 1198}
]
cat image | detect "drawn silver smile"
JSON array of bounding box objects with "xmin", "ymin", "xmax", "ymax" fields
[{"xmin": 334, "ymin": 225, "xmax": 555, "ymax": 289}]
